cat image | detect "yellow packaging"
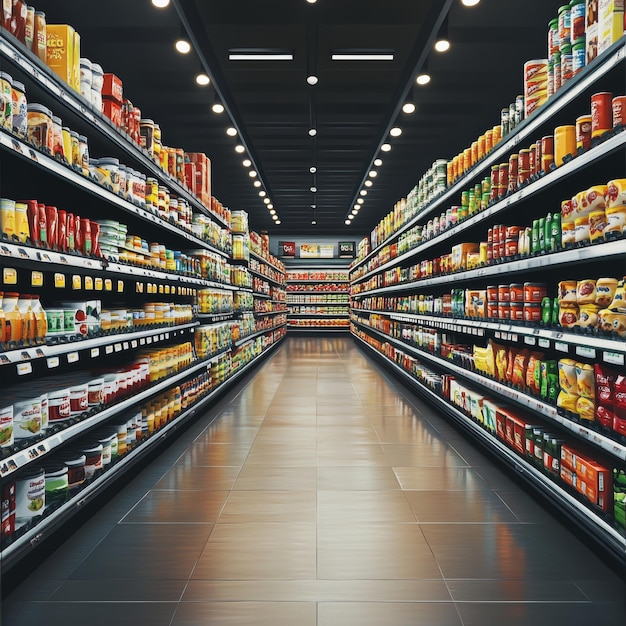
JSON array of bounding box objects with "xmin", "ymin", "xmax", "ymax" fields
[
  {"xmin": 46, "ymin": 25, "xmax": 80, "ymax": 91},
  {"xmin": 451, "ymin": 242, "xmax": 479, "ymax": 272},
  {"xmin": 72, "ymin": 30, "xmax": 81, "ymax": 92},
  {"xmin": 598, "ymin": 0, "xmax": 624, "ymax": 55}
]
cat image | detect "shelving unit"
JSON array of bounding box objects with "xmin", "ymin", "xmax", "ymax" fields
[
  {"xmin": 286, "ymin": 268, "xmax": 350, "ymax": 331},
  {"xmin": 0, "ymin": 27, "xmax": 285, "ymax": 571},
  {"xmin": 349, "ymin": 38, "xmax": 626, "ymax": 563}
]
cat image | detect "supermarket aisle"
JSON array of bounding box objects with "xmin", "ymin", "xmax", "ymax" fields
[{"xmin": 3, "ymin": 336, "xmax": 626, "ymax": 626}]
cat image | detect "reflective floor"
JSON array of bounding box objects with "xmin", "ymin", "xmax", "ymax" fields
[{"xmin": 3, "ymin": 336, "xmax": 626, "ymax": 625}]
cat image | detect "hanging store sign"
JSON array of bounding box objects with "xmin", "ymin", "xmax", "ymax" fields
[
  {"xmin": 338, "ymin": 241, "xmax": 356, "ymax": 258},
  {"xmin": 279, "ymin": 241, "xmax": 296, "ymax": 257}
]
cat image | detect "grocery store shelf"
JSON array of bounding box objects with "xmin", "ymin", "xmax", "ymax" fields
[
  {"xmin": 0, "ymin": 322, "xmax": 198, "ymax": 371},
  {"xmin": 352, "ymin": 320, "xmax": 626, "ymax": 461},
  {"xmin": 286, "ymin": 290, "xmax": 350, "ymax": 295},
  {"xmin": 252, "ymin": 292, "xmax": 272, "ymax": 299},
  {"xmin": 234, "ymin": 324, "xmax": 286, "ymax": 347},
  {"xmin": 254, "ymin": 309, "xmax": 288, "ymax": 317},
  {"xmin": 0, "ymin": 129, "xmax": 228, "ymax": 256},
  {"xmin": 0, "ymin": 33, "xmax": 229, "ymax": 230},
  {"xmin": 0, "ymin": 350, "xmax": 233, "ymax": 480},
  {"xmin": 286, "ymin": 279, "xmax": 350, "ymax": 284},
  {"xmin": 352, "ymin": 332, "xmax": 626, "ymax": 563},
  {"xmin": 0, "ymin": 336, "xmax": 284, "ymax": 572},
  {"xmin": 350, "ymin": 37, "xmax": 626, "ymax": 273},
  {"xmin": 248, "ymin": 267, "xmax": 284, "ymax": 287},
  {"xmin": 352, "ymin": 239, "xmax": 626, "ymax": 296},
  {"xmin": 288, "ymin": 313, "xmax": 350, "ymax": 318},
  {"xmin": 356, "ymin": 309, "xmax": 626, "ymax": 361},
  {"xmin": 288, "ymin": 326, "xmax": 350, "ymax": 331},
  {"xmin": 250, "ymin": 250, "xmax": 284, "ymax": 274},
  {"xmin": 196, "ymin": 313, "xmax": 234, "ymax": 323}
]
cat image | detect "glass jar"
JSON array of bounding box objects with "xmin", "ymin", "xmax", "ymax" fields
[{"xmin": 27, "ymin": 103, "xmax": 53, "ymax": 153}]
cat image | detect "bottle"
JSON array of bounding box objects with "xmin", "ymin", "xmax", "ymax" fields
[
  {"xmin": 0, "ymin": 292, "xmax": 7, "ymax": 343},
  {"xmin": 30, "ymin": 294, "xmax": 47, "ymax": 344},
  {"xmin": 24, "ymin": 5, "xmax": 34, "ymax": 50},
  {"xmin": 32, "ymin": 10, "xmax": 46, "ymax": 61},
  {"xmin": 2, "ymin": 292, "xmax": 23, "ymax": 343},
  {"xmin": 17, "ymin": 294, "xmax": 35, "ymax": 345},
  {"xmin": 14, "ymin": 201, "xmax": 29, "ymax": 243}
]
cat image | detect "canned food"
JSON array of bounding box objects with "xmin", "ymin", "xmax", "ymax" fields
[
  {"xmin": 612, "ymin": 96, "xmax": 626, "ymax": 127},
  {"xmin": 576, "ymin": 114, "xmax": 592, "ymax": 151},
  {"xmin": 591, "ymin": 92, "xmax": 613, "ymax": 139},
  {"xmin": 498, "ymin": 302, "xmax": 510, "ymax": 320},
  {"xmin": 487, "ymin": 302, "xmax": 499, "ymax": 319},
  {"xmin": 510, "ymin": 302, "xmax": 524, "ymax": 322},
  {"xmin": 510, "ymin": 284, "xmax": 524, "ymax": 302},
  {"xmin": 554, "ymin": 125, "xmax": 576, "ymax": 166},
  {"xmin": 505, "ymin": 238, "xmax": 518, "ymax": 257},
  {"xmin": 524, "ymin": 303, "xmax": 542, "ymax": 323},
  {"xmin": 498, "ymin": 285, "xmax": 510, "ymax": 302},
  {"xmin": 487, "ymin": 285, "xmax": 498, "ymax": 302},
  {"xmin": 524, "ymin": 282, "xmax": 547, "ymax": 303}
]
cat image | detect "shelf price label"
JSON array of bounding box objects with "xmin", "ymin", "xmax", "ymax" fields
[
  {"xmin": 117, "ymin": 280, "xmax": 124, "ymax": 293},
  {"xmin": 72, "ymin": 275, "xmax": 82, "ymax": 290},
  {"xmin": 46, "ymin": 356, "xmax": 60, "ymax": 369},
  {"xmin": 575, "ymin": 345, "xmax": 596, "ymax": 359},
  {"xmin": 538, "ymin": 338, "xmax": 551, "ymax": 349},
  {"xmin": 555, "ymin": 341, "xmax": 569, "ymax": 353},
  {"xmin": 54, "ymin": 272, "xmax": 65, "ymax": 288},
  {"xmin": 131, "ymin": 340, "xmax": 138, "ymax": 349},
  {"xmin": 94, "ymin": 277, "xmax": 103, "ymax": 291},
  {"xmin": 90, "ymin": 348, "xmax": 100, "ymax": 358},
  {"xmin": 139, "ymin": 338, "xmax": 146, "ymax": 346},
  {"xmin": 604, "ymin": 351, "xmax": 625, "ymax": 367},
  {"xmin": 122, "ymin": 342, "xmax": 129, "ymax": 351},
  {"xmin": 16, "ymin": 362, "xmax": 32, "ymax": 376},
  {"xmin": 67, "ymin": 352, "xmax": 79, "ymax": 364},
  {"xmin": 114, "ymin": 343, "xmax": 122, "ymax": 352},
  {"xmin": 84, "ymin": 276, "xmax": 93, "ymax": 290},
  {"xmin": 31, "ymin": 271, "xmax": 43, "ymax": 287},
  {"xmin": 3, "ymin": 267, "xmax": 17, "ymax": 285},
  {"xmin": 104, "ymin": 279, "xmax": 113, "ymax": 291},
  {"xmin": 105, "ymin": 345, "xmax": 113, "ymax": 355},
  {"xmin": 524, "ymin": 336, "xmax": 536, "ymax": 346}
]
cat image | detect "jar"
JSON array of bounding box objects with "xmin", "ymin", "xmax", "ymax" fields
[
  {"xmin": 69, "ymin": 384, "xmax": 88, "ymax": 414},
  {"xmin": 509, "ymin": 284, "xmax": 523, "ymax": 303},
  {"xmin": 0, "ymin": 71, "xmax": 12, "ymax": 132},
  {"xmin": 554, "ymin": 125, "xmax": 576, "ymax": 167},
  {"xmin": 575, "ymin": 114, "xmax": 592, "ymax": 152},
  {"xmin": 486, "ymin": 285, "xmax": 498, "ymax": 302},
  {"xmin": 591, "ymin": 92, "xmax": 613, "ymax": 139},
  {"xmin": 510, "ymin": 302, "xmax": 524, "ymax": 322},
  {"xmin": 549, "ymin": 18, "xmax": 560, "ymax": 54},
  {"xmin": 27, "ymin": 103, "xmax": 53, "ymax": 153},
  {"xmin": 612, "ymin": 96, "xmax": 626, "ymax": 128},
  {"xmin": 560, "ymin": 43, "xmax": 573, "ymax": 85},
  {"xmin": 33, "ymin": 10, "xmax": 46, "ymax": 61},
  {"xmin": 78, "ymin": 135, "xmax": 89, "ymax": 174},
  {"xmin": 559, "ymin": 303, "xmax": 579, "ymax": 328},
  {"xmin": 63, "ymin": 453, "xmax": 86, "ymax": 492},
  {"xmin": 498, "ymin": 302, "xmax": 510, "ymax": 320},
  {"xmin": 524, "ymin": 282, "xmax": 547, "ymax": 303},
  {"xmin": 15, "ymin": 467, "xmax": 45, "ymax": 526},
  {"xmin": 12, "ymin": 396, "xmax": 42, "ymax": 439},
  {"xmin": 0, "ymin": 404, "xmax": 14, "ymax": 448},
  {"xmin": 574, "ymin": 216, "xmax": 590, "ymax": 244},
  {"xmin": 595, "ymin": 278, "xmax": 619, "ymax": 307},
  {"xmin": 139, "ymin": 119, "xmax": 155, "ymax": 156},
  {"xmin": 0, "ymin": 198, "xmax": 16, "ymax": 240},
  {"xmin": 588, "ymin": 210, "xmax": 607, "ymax": 243},
  {"xmin": 572, "ymin": 38, "xmax": 585, "ymax": 75},
  {"xmin": 95, "ymin": 157, "xmax": 120, "ymax": 194},
  {"xmin": 87, "ymin": 378, "xmax": 104, "ymax": 406},
  {"xmin": 2, "ymin": 292, "xmax": 23, "ymax": 343},
  {"xmin": 487, "ymin": 301, "xmax": 499, "ymax": 319},
  {"xmin": 14, "ymin": 202, "xmax": 29, "ymax": 243},
  {"xmin": 558, "ymin": 4, "xmax": 571, "ymax": 44},
  {"xmin": 498, "ymin": 284, "xmax": 510, "ymax": 303},
  {"xmin": 98, "ymin": 434, "xmax": 115, "ymax": 466},
  {"xmin": 570, "ymin": 0, "xmax": 585, "ymax": 40},
  {"xmin": 82, "ymin": 443, "xmax": 103, "ymax": 481},
  {"xmin": 524, "ymin": 303, "xmax": 542, "ymax": 323},
  {"xmin": 24, "ymin": 5, "xmax": 34, "ymax": 50},
  {"xmin": 91, "ymin": 87, "xmax": 102, "ymax": 113},
  {"xmin": 48, "ymin": 388, "xmax": 71, "ymax": 423},
  {"xmin": 51, "ymin": 115, "xmax": 65, "ymax": 160},
  {"xmin": 44, "ymin": 463, "xmax": 68, "ymax": 509},
  {"xmin": 11, "ymin": 80, "xmax": 27, "ymax": 139}
]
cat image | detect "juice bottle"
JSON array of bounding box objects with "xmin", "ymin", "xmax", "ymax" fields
[
  {"xmin": 2, "ymin": 292, "xmax": 23, "ymax": 343},
  {"xmin": 17, "ymin": 294, "xmax": 35, "ymax": 345},
  {"xmin": 30, "ymin": 294, "xmax": 47, "ymax": 344},
  {"xmin": 0, "ymin": 292, "xmax": 7, "ymax": 343}
]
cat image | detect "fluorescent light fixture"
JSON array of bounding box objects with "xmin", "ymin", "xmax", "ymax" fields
[
  {"xmin": 229, "ymin": 48, "xmax": 294, "ymax": 61},
  {"xmin": 248, "ymin": 170, "xmax": 257, "ymax": 177},
  {"xmin": 416, "ymin": 73, "xmax": 431, "ymax": 85},
  {"xmin": 306, "ymin": 0, "xmax": 317, "ymax": 4},
  {"xmin": 306, "ymin": 75, "xmax": 319, "ymax": 85},
  {"xmin": 242, "ymin": 159, "xmax": 252, "ymax": 167},
  {"xmin": 390, "ymin": 127, "xmax": 402, "ymax": 137},
  {"xmin": 308, "ymin": 128, "xmax": 317, "ymax": 136},
  {"xmin": 369, "ymin": 170, "xmax": 377, "ymax": 177},
  {"xmin": 309, "ymin": 166, "xmax": 317, "ymax": 173},
  {"xmin": 381, "ymin": 143, "xmax": 391, "ymax": 152},
  {"xmin": 175, "ymin": 38, "xmax": 191, "ymax": 54},
  {"xmin": 226, "ymin": 127, "xmax": 237, "ymax": 137},
  {"xmin": 374, "ymin": 158, "xmax": 382, "ymax": 166},
  {"xmin": 357, "ymin": 198, "xmax": 364, "ymax": 204},
  {"xmin": 235, "ymin": 144, "xmax": 245, "ymax": 153},
  {"xmin": 310, "ymin": 186, "xmax": 317, "ymax": 192},
  {"xmin": 364, "ymin": 180, "xmax": 373, "ymax": 187},
  {"xmin": 195, "ymin": 73, "xmax": 210, "ymax": 86},
  {"xmin": 152, "ymin": 0, "xmax": 170, "ymax": 7},
  {"xmin": 462, "ymin": 0, "xmax": 480, "ymax": 6},
  {"xmin": 360, "ymin": 189, "xmax": 368, "ymax": 196},
  {"xmin": 212, "ymin": 103, "xmax": 225, "ymax": 114},
  {"xmin": 332, "ymin": 49, "xmax": 394, "ymax": 61},
  {"xmin": 402, "ymin": 102, "xmax": 416, "ymax": 114},
  {"xmin": 253, "ymin": 180, "xmax": 261, "ymax": 187}
]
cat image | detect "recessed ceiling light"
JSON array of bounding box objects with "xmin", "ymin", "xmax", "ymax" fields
[
  {"xmin": 267, "ymin": 203, "xmax": 273, "ymax": 209},
  {"xmin": 311, "ymin": 204, "xmax": 317, "ymax": 208},
  {"xmin": 229, "ymin": 48, "xmax": 294, "ymax": 61},
  {"xmin": 360, "ymin": 190, "xmax": 368, "ymax": 196},
  {"xmin": 381, "ymin": 143, "xmax": 391, "ymax": 152},
  {"xmin": 195, "ymin": 73, "xmax": 210, "ymax": 86},
  {"xmin": 309, "ymin": 166, "xmax": 317, "ymax": 173},
  {"xmin": 264, "ymin": 198, "xmax": 270, "ymax": 204},
  {"xmin": 235, "ymin": 144, "xmax": 245, "ymax": 153},
  {"xmin": 354, "ymin": 204, "xmax": 360, "ymax": 210},
  {"xmin": 306, "ymin": 75, "xmax": 319, "ymax": 85},
  {"xmin": 152, "ymin": 0, "xmax": 170, "ymax": 7},
  {"xmin": 310, "ymin": 186, "xmax": 317, "ymax": 192},
  {"xmin": 345, "ymin": 219, "xmax": 351, "ymax": 225},
  {"xmin": 331, "ymin": 49, "xmax": 394, "ymax": 61},
  {"xmin": 226, "ymin": 127, "xmax": 237, "ymax": 136},
  {"xmin": 308, "ymin": 128, "xmax": 317, "ymax": 136},
  {"xmin": 242, "ymin": 159, "xmax": 252, "ymax": 167},
  {"xmin": 259, "ymin": 190, "xmax": 266, "ymax": 197},
  {"xmin": 416, "ymin": 73, "xmax": 431, "ymax": 85},
  {"xmin": 369, "ymin": 170, "xmax": 377, "ymax": 177},
  {"xmin": 212, "ymin": 103, "xmax": 225, "ymax": 114},
  {"xmin": 357, "ymin": 198, "xmax": 364, "ymax": 204},
  {"xmin": 248, "ymin": 170, "xmax": 257, "ymax": 177},
  {"xmin": 402, "ymin": 102, "xmax": 416, "ymax": 114},
  {"xmin": 253, "ymin": 180, "xmax": 261, "ymax": 187},
  {"xmin": 175, "ymin": 38, "xmax": 191, "ymax": 54},
  {"xmin": 306, "ymin": 0, "xmax": 317, "ymax": 4},
  {"xmin": 311, "ymin": 219, "xmax": 317, "ymax": 224},
  {"xmin": 270, "ymin": 209, "xmax": 276, "ymax": 215},
  {"xmin": 374, "ymin": 158, "xmax": 382, "ymax": 166},
  {"xmin": 390, "ymin": 127, "xmax": 402, "ymax": 137},
  {"xmin": 461, "ymin": 0, "xmax": 480, "ymax": 6},
  {"xmin": 434, "ymin": 38, "xmax": 450, "ymax": 53},
  {"xmin": 364, "ymin": 180, "xmax": 373, "ymax": 187},
  {"xmin": 275, "ymin": 220, "xmax": 281, "ymax": 224}
]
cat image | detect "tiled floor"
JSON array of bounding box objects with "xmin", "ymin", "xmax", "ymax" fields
[{"xmin": 3, "ymin": 336, "xmax": 626, "ymax": 625}]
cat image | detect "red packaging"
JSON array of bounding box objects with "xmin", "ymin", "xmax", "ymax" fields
[
  {"xmin": 560, "ymin": 444, "xmax": 577, "ymax": 471},
  {"xmin": 45, "ymin": 205, "xmax": 58, "ymax": 248},
  {"xmin": 560, "ymin": 465, "xmax": 576, "ymax": 488},
  {"xmin": 103, "ymin": 99, "xmax": 122, "ymax": 128},
  {"xmin": 66, "ymin": 212, "xmax": 75, "ymax": 251},
  {"xmin": 74, "ymin": 215, "xmax": 82, "ymax": 253},
  {"xmin": 91, "ymin": 221, "xmax": 101, "ymax": 257},
  {"xmin": 102, "ymin": 74, "xmax": 123, "ymax": 103},
  {"xmin": 57, "ymin": 209, "xmax": 67, "ymax": 252},
  {"xmin": 25, "ymin": 199, "xmax": 39, "ymax": 244},
  {"xmin": 495, "ymin": 409, "xmax": 507, "ymax": 441},
  {"xmin": 613, "ymin": 410, "xmax": 626, "ymax": 437},
  {"xmin": 591, "ymin": 92, "xmax": 613, "ymax": 139},
  {"xmin": 80, "ymin": 218, "xmax": 92, "ymax": 255},
  {"xmin": 1, "ymin": 480, "xmax": 16, "ymax": 540},
  {"xmin": 575, "ymin": 476, "xmax": 611, "ymax": 512},
  {"xmin": 37, "ymin": 203, "xmax": 47, "ymax": 245},
  {"xmin": 612, "ymin": 96, "xmax": 626, "ymax": 127},
  {"xmin": 541, "ymin": 135, "xmax": 554, "ymax": 156}
]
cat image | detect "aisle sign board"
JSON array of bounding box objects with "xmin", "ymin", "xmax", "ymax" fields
[
  {"xmin": 279, "ymin": 241, "xmax": 296, "ymax": 257},
  {"xmin": 338, "ymin": 241, "xmax": 356, "ymax": 258},
  {"xmin": 300, "ymin": 243, "xmax": 334, "ymax": 258}
]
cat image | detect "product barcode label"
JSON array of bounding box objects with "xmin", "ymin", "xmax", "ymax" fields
[
  {"xmin": 538, "ymin": 338, "xmax": 551, "ymax": 349},
  {"xmin": 16, "ymin": 362, "xmax": 32, "ymax": 376},
  {"xmin": 555, "ymin": 341, "xmax": 568, "ymax": 353},
  {"xmin": 604, "ymin": 351, "xmax": 625, "ymax": 367},
  {"xmin": 67, "ymin": 352, "xmax": 79, "ymax": 363},
  {"xmin": 46, "ymin": 357, "xmax": 60, "ymax": 369},
  {"xmin": 91, "ymin": 348, "xmax": 100, "ymax": 358},
  {"xmin": 524, "ymin": 336, "xmax": 536, "ymax": 346},
  {"xmin": 575, "ymin": 346, "xmax": 596, "ymax": 359}
]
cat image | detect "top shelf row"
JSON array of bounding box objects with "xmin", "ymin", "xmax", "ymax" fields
[
  {"xmin": 0, "ymin": 27, "xmax": 230, "ymax": 230},
  {"xmin": 351, "ymin": 37, "xmax": 626, "ymax": 272}
]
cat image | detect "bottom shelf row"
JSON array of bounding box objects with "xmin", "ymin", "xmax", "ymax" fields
[
  {"xmin": 0, "ymin": 328, "xmax": 286, "ymax": 569},
  {"xmin": 351, "ymin": 325, "xmax": 626, "ymax": 562}
]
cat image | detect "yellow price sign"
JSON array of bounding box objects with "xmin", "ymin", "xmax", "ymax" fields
[
  {"xmin": 31, "ymin": 271, "xmax": 44, "ymax": 287},
  {"xmin": 164, "ymin": 285, "xmax": 170, "ymax": 295},
  {"xmin": 94, "ymin": 277, "xmax": 103, "ymax": 291},
  {"xmin": 117, "ymin": 280, "xmax": 124, "ymax": 293},
  {"xmin": 84, "ymin": 276, "xmax": 94, "ymax": 290},
  {"xmin": 104, "ymin": 279, "xmax": 113, "ymax": 291},
  {"xmin": 3, "ymin": 267, "xmax": 17, "ymax": 285},
  {"xmin": 158, "ymin": 284, "xmax": 164, "ymax": 294},
  {"xmin": 136, "ymin": 282, "xmax": 144, "ymax": 294},
  {"xmin": 72, "ymin": 275, "xmax": 82, "ymax": 290},
  {"xmin": 54, "ymin": 273, "xmax": 66, "ymax": 288}
]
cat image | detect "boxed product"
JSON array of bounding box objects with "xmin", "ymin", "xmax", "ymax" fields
[
  {"xmin": 103, "ymin": 100, "xmax": 122, "ymax": 128},
  {"xmin": 575, "ymin": 475, "xmax": 612, "ymax": 512},
  {"xmin": 451, "ymin": 243, "xmax": 479, "ymax": 272},
  {"xmin": 561, "ymin": 464, "xmax": 577, "ymax": 488},
  {"xmin": 615, "ymin": 469, "xmax": 626, "ymax": 529},
  {"xmin": 587, "ymin": 0, "xmax": 600, "ymax": 63},
  {"xmin": 186, "ymin": 152, "xmax": 212, "ymax": 205},
  {"xmin": 598, "ymin": 0, "xmax": 624, "ymax": 55},
  {"xmin": 46, "ymin": 24, "xmax": 81, "ymax": 92},
  {"xmin": 102, "ymin": 74, "xmax": 123, "ymax": 104}
]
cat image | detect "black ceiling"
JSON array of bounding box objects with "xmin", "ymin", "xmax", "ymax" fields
[{"xmin": 41, "ymin": 0, "xmax": 562, "ymax": 236}]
